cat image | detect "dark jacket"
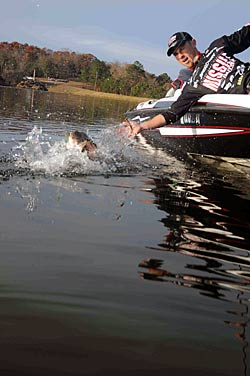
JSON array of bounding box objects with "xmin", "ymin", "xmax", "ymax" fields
[{"xmin": 162, "ymin": 24, "xmax": 250, "ymax": 124}]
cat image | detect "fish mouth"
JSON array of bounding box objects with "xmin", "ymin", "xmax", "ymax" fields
[
  {"xmin": 66, "ymin": 131, "xmax": 97, "ymax": 154},
  {"xmin": 68, "ymin": 130, "xmax": 91, "ymax": 142}
]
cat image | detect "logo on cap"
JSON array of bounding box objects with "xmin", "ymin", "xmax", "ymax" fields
[
  {"xmin": 168, "ymin": 35, "xmax": 177, "ymax": 47},
  {"xmin": 167, "ymin": 32, "xmax": 192, "ymax": 56}
]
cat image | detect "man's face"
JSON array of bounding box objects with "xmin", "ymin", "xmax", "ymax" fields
[{"xmin": 173, "ymin": 40, "xmax": 197, "ymax": 69}]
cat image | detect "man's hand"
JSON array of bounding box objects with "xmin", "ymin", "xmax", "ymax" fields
[
  {"xmin": 122, "ymin": 114, "xmax": 166, "ymax": 136},
  {"xmin": 122, "ymin": 119, "xmax": 142, "ymax": 136}
]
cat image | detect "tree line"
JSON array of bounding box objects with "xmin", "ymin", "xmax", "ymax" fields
[{"xmin": 0, "ymin": 41, "xmax": 172, "ymax": 98}]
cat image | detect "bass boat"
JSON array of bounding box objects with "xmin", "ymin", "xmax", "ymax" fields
[{"xmin": 125, "ymin": 91, "xmax": 250, "ymax": 159}]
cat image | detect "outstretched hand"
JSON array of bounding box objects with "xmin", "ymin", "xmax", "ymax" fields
[{"xmin": 122, "ymin": 119, "xmax": 142, "ymax": 137}]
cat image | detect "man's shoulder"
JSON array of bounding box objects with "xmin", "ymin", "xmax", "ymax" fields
[{"xmin": 205, "ymin": 36, "xmax": 227, "ymax": 54}]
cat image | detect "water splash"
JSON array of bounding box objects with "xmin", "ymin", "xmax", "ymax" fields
[{"xmin": 13, "ymin": 125, "xmax": 143, "ymax": 176}]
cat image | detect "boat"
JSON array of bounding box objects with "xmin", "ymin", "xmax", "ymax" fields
[{"xmin": 125, "ymin": 90, "xmax": 250, "ymax": 159}]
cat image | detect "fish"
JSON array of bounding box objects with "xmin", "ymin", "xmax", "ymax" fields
[{"xmin": 66, "ymin": 130, "xmax": 97, "ymax": 156}]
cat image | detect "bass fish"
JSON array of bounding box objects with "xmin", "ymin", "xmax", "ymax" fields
[{"xmin": 66, "ymin": 130, "xmax": 97, "ymax": 156}]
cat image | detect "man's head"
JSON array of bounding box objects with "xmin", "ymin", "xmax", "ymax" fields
[{"xmin": 167, "ymin": 31, "xmax": 198, "ymax": 69}]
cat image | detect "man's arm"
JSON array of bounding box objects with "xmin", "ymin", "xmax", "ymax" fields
[
  {"xmin": 124, "ymin": 84, "xmax": 205, "ymax": 136},
  {"xmin": 124, "ymin": 114, "xmax": 167, "ymax": 136},
  {"xmin": 219, "ymin": 24, "xmax": 250, "ymax": 54}
]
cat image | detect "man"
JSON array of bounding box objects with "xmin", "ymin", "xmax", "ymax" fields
[{"xmin": 125, "ymin": 24, "xmax": 250, "ymax": 136}]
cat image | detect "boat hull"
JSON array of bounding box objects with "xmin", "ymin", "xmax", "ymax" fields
[
  {"xmin": 125, "ymin": 97, "xmax": 250, "ymax": 158},
  {"xmin": 142, "ymin": 128, "xmax": 250, "ymax": 158}
]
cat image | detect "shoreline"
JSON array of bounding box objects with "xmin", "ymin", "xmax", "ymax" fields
[{"xmin": 47, "ymin": 81, "xmax": 149, "ymax": 102}]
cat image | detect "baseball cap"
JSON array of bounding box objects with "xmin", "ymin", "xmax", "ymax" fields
[{"xmin": 167, "ymin": 32, "xmax": 193, "ymax": 56}]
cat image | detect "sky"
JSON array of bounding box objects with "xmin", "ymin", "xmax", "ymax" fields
[{"xmin": 1, "ymin": 0, "xmax": 250, "ymax": 79}]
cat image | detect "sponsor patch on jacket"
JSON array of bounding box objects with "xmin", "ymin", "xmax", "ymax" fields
[{"xmin": 202, "ymin": 52, "xmax": 235, "ymax": 92}]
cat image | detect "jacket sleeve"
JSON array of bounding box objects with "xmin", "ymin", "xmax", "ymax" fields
[
  {"xmin": 161, "ymin": 84, "xmax": 205, "ymax": 124},
  {"xmin": 219, "ymin": 24, "xmax": 250, "ymax": 54}
]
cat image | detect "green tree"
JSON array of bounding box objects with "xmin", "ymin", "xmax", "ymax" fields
[
  {"xmin": 0, "ymin": 41, "xmax": 172, "ymax": 97},
  {"xmin": 156, "ymin": 72, "xmax": 171, "ymax": 85}
]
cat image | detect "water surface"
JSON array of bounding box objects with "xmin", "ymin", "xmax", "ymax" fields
[{"xmin": 0, "ymin": 86, "xmax": 249, "ymax": 376}]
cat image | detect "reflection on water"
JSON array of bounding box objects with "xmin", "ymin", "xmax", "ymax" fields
[
  {"xmin": 139, "ymin": 176, "xmax": 250, "ymax": 292},
  {"xmin": 0, "ymin": 86, "xmax": 136, "ymax": 124},
  {"xmin": 0, "ymin": 86, "xmax": 249, "ymax": 375},
  {"xmin": 138, "ymin": 176, "xmax": 250, "ymax": 375}
]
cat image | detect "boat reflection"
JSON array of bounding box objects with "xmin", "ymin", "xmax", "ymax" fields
[
  {"xmin": 139, "ymin": 257, "xmax": 250, "ymax": 297},
  {"xmin": 139, "ymin": 175, "xmax": 250, "ymax": 375},
  {"xmin": 139, "ymin": 176, "xmax": 250, "ymax": 293}
]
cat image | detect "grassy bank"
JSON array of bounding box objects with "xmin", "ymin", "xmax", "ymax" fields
[{"xmin": 47, "ymin": 81, "xmax": 149, "ymax": 102}]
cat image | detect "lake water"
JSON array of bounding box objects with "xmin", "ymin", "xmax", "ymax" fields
[{"xmin": 0, "ymin": 86, "xmax": 249, "ymax": 376}]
